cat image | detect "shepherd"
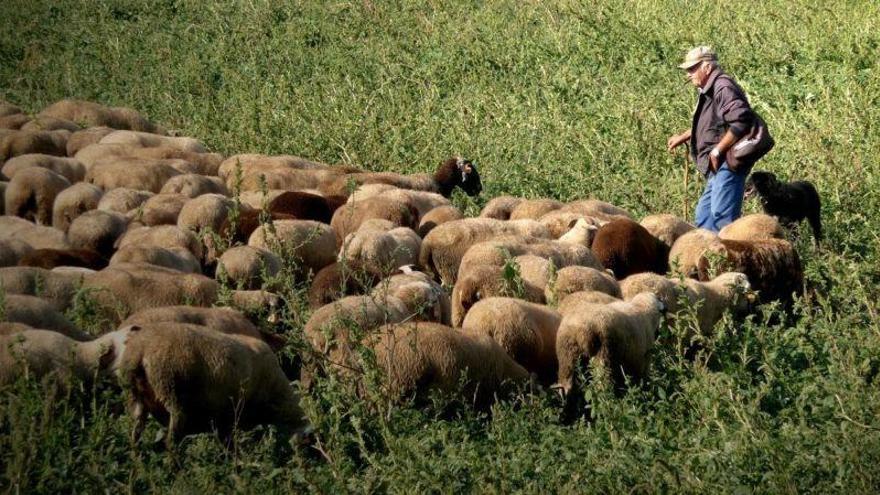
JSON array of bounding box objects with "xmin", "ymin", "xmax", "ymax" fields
[{"xmin": 667, "ymin": 46, "xmax": 773, "ymax": 232}]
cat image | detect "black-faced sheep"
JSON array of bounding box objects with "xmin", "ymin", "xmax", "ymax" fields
[
  {"xmin": 38, "ymin": 99, "xmax": 163, "ymax": 133},
  {"xmin": 590, "ymin": 218, "xmax": 669, "ymax": 279},
  {"xmin": 117, "ymin": 322, "xmax": 308, "ymax": 445},
  {"xmin": 0, "ymin": 129, "xmax": 70, "ymax": 162},
  {"xmin": 461, "ymin": 297, "xmax": 561, "ymax": 385},
  {"xmin": 52, "ymin": 182, "xmax": 104, "ymax": 232},
  {"xmin": 322, "ymin": 157, "xmax": 482, "ymax": 198},
  {"xmin": 18, "ymin": 248, "xmax": 108, "ymax": 271},
  {"xmin": 745, "ymin": 171, "xmax": 822, "ymax": 242},
  {"xmin": 639, "ymin": 214, "xmax": 695, "ymax": 250},
  {"xmin": 4, "ymin": 166, "xmax": 71, "ymax": 225},
  {"xmin": 718, "ymin": 213, "xmax": 785, "ymax": 242},
  {"xmin": 2, "ymin": 154, "xmax": 86, "ymax": 183}
]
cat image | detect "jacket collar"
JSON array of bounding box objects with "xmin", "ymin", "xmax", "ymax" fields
[{"xmin": 699, "ymin": 68, "xmax": 723, "ymax": 94}]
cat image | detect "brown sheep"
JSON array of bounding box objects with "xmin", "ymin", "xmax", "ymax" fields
[
  {"xmin": 4, "ymin": 167, "xmax": 71, "ymax": 225},
  {"xmin": 66, "ymin": 127, "xmax": 116, "ymax": 156},
  {"xmin": 364, "ymin": 321, "xmax": 530, "ymax": 407},
  {"xmin": 0, "ymin": 129, "xmax": 70, "ymax": 162},
  {"xmin": 639, "ymin": 214, "xmax": 695, "ymax": 249},
  {"xmin": 84, "ymin": 157, "xmax": 182, "ymax": 193},
  {"xmin": 0, "ymin": 239, "xmax": 33, "ymax": 267},
  {"xmin": 479, "ymin": 195, "xmax": 524, "ymax": 220},
  {"xmin": 339, "ymin": 220, "xmax": 421, "ymax": 275},
  {"xmin": 18, "ymin": 248, "xmax": 108, "ymax": 271},
  {"xmin": 67, "ymin": 210, "xmax": 128, "ymax": 257},
  {"xmin": 418, "ymin": 205, "xmax": 463, "ymax": 237},
  {"xmin": 700, "ymin": 238, "xmax": 802, "ymax": 304},
  {"xmin": 2, "ymin": 154, "xmax": 86, "ymax": 183},
  {"xmin": 0, "ymin": 113, "xmax": 30, "ymax": 130},
  {"xmin": 718, "ymin": 213, "xmax": 785, "ymax": 242},
  {"xmin": 267, "ymin": 190, "xmax": 347, "ymax": 224},
  {"xmin": 0, "ymin": 266, "xmax": 86, "ymax": 311},
  {"xmin": 306, "ymin": 261, "xmax": 383, "ymax": 309},
  {"xmin": 590, "ymin": 218, "xmax": 669, "ymax": 279},
  {"xmin": 96, "ymin": 187, "xmax": 153, "ymax": 214},
  {"xmin": 330, "ymin": 195, "xmax": 420, "ymax": 247},
  {"xmin": 1, "ymin": 294, "xmax": 91, "ymax": 341},
  {"xmin": 0, "ymin": 101, "xmax": 23, "ymax": 118},
  {"xmin": 247, "ymin": 219, "xmax": 337, "ymax": 277},
  {"xmin": 117, "ymin": 322, "xmax": 308, "ymax": 445},
  {"xmin": 418, "ymin": 218, "xmax": 552, "ymax": 285},
  {"xmin": 38, "ymin": 99, "xmax": 163, "ymax": 133},
  {"xmin": 321, "ymin": 157, "xmax": 482, "ymax": 198},
  {"xmin": 52, "ymin": 182, "xmax": 104, "ymax": 232},
  {"xmin": 159, "ymin": 174, "xmax": 228, "ymax": 198},
  {"xmin": 461, "ymin": 297, "xmax": 561, "ymax": 385}
]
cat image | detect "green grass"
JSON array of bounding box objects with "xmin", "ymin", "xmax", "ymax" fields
[{"xmin": 3, "ymin": 0, "xmax": 880, "ymax": 492}]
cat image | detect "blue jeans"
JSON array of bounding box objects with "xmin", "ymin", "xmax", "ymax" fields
[{"xmin": 694, "ymin": 163, "xmax": 746, "ymax": 232}]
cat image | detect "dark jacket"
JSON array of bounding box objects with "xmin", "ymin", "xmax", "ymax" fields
[{"xmin": 690, "ymin": 69, "xmax": 756, "ymax": 176}]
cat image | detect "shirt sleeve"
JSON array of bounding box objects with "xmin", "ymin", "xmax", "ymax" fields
[{"xmin": 716, "ymin": 85, "xmax": 756, "ymax": 138}]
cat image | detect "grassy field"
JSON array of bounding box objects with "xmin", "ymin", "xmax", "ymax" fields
[{"xmin": 2, "ymin": 0, "xmax": 880, "ymax": 492}]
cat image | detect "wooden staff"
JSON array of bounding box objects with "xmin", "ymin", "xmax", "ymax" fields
[{"xmin": 682, "ymin": 147, "xmax": 690, "ymax": 221}]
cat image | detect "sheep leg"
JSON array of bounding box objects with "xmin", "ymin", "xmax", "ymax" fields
[{"xmin": 129, "ymin": 399, "xmax": 147, "ymax": 444}]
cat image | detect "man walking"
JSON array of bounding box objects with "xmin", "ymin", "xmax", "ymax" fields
[{"xmin": 667, "ymin": 46, "xmax": 757, "ymax": 232}]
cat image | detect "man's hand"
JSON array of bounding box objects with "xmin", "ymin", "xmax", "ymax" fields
[
  {"xmin": 667, "ymin": 132, "xmax": 690, "ymax": 152},
  {"xmin": 709, "ymin": 147, "xmax": 721, "ymax": 172}
]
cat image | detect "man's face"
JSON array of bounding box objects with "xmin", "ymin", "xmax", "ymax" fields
[{"xmin": 686, "ymin": 62, "xmax": 711, "ymax": 88}]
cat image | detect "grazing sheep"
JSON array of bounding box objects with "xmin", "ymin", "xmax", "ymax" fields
[
  {"xmin": 718, "ymin": 213, "xmax": 785, "ymax": 242},
  {"xmin": 457, "ymin": 237, "xmax": 600, "ymax": 281},
  {"xmin": 561, "ymin": 199, "xmax": 633, "ymax": 222},
  {"xmin": 1, "ymin": 294, "xmax": 90, "ymax": 341},
  {"xmin": 18, "ymin": 248, "xmax": 108, "ymax": 271},
  {"xmin": 0, "ymin": 101, "xmax": 22, "ymax": 117},
  {"xmin": 590, "ymin": 218, "xmax": 669, "ymax": 279},
  {"xmin": 116, "ymin": 225, "xmax": 204, "ymax": 262},
  {"xmin": 76, "ymin": 143, "xmax": 224, "ymax": 175},
  {"xmin": 217, "ymin": 208, "xmax": 293, "ymax": 246},
  {"xmin": 556, "ymin": 292, "xmax": 664, "ymax": 401},
  {"xmin": 216, "ymin": 246, "xmax": 281, "ymax": 289},
  {"xmin": 0, "ymin": 129, "xmax": 70, "ymax": 162},
  {"xmin": 557, "ymin": 291, "xmax": 621, "ymax": 314},
  {"xmin": 177, "ymin": 193, "xmax": 235, "ymax": 235},
  {"xmin": 370, "ymin": 268, "xmax": 451, "ymax": 325},
  {"xmin": 348, "ymin": 184, "xmax": 452, "ymax": 222},
  {"xmin": 461, "ymin": 297, "xmax": 561, "ymax": 385},
  {"xmin": 547, "ymin": 266, "xmax": 621, "ymax": 303},
  {"xmin": 135, "ymin": 193, "xmax": 188, "ymax": 226},
  {"xmin": 0, "ymin": 215, "xmax": 70, "ymax": 250},
  {"xmin": 745, "ymin": 171, "xmax": 822, "ymax": 242},
  {"xmin": 217, "ymin": 153, "xmax": 336, "ymax": 183},
  {"xmin": 67, "ymin": 210, "xmax": 128, "ymax": 257},
  {"xmin": 99, "ymin": 130, "xmax": 205, "ymax": 153},
  {"xmin": 705, "ymin": 238, "xmax": 803, "ymax": 304},
  {"xmin": 266, "ymin": 190, "xmax": 346, "ymax": 224},
  {"xmin": 66, "ymin": 127, "xmax": 116, "ymax": 156},
  {"xmin": 479, "ymin": 196, "xmax": 523, "ymax": 220},
  {"xmin": 0, "ymin": 327, "xmax": 132, "ymax": 387},
  {"xmin": 110, "ymin": 245, "xmax": 201, "ymax": 273},
  {"xmin": 667, "ymin": 228, "xmax": 722, "ymax": 279},
  {"xmin": 96, "ymin": 187, "xmax": 153, "ymax": 214},
  {"xmin": 418, "ymin": 205, "xmax": 463, "ymax": 237},
  {"xmin": 0, "ymin": 321, "xmax": 34, "ymax": 335},
  {"xmin": 365, "ymin": 321, "xmax": 530, "ymax": 407},
  {"xmin": 557, "ymin": 218, "xmax": 599, "ymax": 247},
  {"xmin": 52, "ymin": 182, "xmax": 103, "ymax": 232},
  {"xmin": 418, "ymin": 218, "xmax": 552, "ymax": 285},
  {"xmin": 248, "ymin": 219, "xmax": 337, "ymax": 277},
  {"xmin": 509, "ymin": 199, "xmax": 564, "ymax": 220},
  {"xmin": 4, "ymin": 166, "xmax": 71, "ymax": 224},
  {"xmin": 119, "ymin": 306, "xmax": 268, "ymax": 342},
  {"xmin": 238, "ymin": 167, "xmax": 345, "ymax": 193},
  {"xmin": 322, "ymin": 157, "xmax": 482, "ymax": 198},
  {"xmin": 0, "ymin": 238, "xmax": 33, "ymax": 267},
  {"xmin": 237, "ymin": 190, "xmax": 287, "ymax": 210},
  {"xmin": 21, "ymin": 116, "xmax": 80, "ymax": 133},
  {"xmin": 330, "ymin": 196, "xmax": 419, "ymax": 247},
  {"xmin": 38, "ymin": 99, "xmax": 163, "ymax": 133},
  {"xmin": 307, "ymin": 261, "xmax": 382, "ymax": 309},
  {"xmin": 639, "ymin": 214, "xmax": 695, "ymax": 249},
  {"xmin": 2, "ymin": 154, "xmax": 86, "ymax": 183},
  {"xmin": 117, "ymin": 322, "xmax": 308, "ymax": 445},
  {"xmin": 84, "ymin": 157, "xmax": 182, "ymax": 193},
  {"xmin": 340, "ymin": 219, "xmax": 421, "ymax": 275},
  {"xmin": 537, "ymin": 210, "xmax": 605, "ymax": 239},
  {"xmin": 0, "ymin": 113, "xmax": 30, "ymax": 130},
  {"xmin": 160, "ymin": 173, "xmax": 228, "ymax": 198},
  {"xmin": 0, "ymin": 266, "xmax": 86, "ymax": 311}
]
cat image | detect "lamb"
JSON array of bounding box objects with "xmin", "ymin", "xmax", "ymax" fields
[
  {"xmin": 744, "ymin": 171, "xmax": 822, "ymax": 241},
  {"xmin": 98, "ymin": 130, "xmax": 205, "ymax": 153},
  {"xmin": 66, "ymin": 210, "xmax": 128, "ymax": 257},
  {"xmin": 159, "ymin": 173, "xmax": 228, "ymax": 198},
  {"xmin": 216, "ymin": 246, "xmax": 281, "ymax": 289},
  {"xmin": 21, "ymin": 116, "xmax": 81, "ymax": 133},
  {"xmin": 555, "ymin": 292, "xmax": 665, "ymax": 404},
  {"xmin": 135, "ymin": 193, "xmax": 188, "ymax": 226},
  {"xmin": 330, "ymin": 195, "xmax": 419, "ymax": 247},
  {"xmin": 18, "ymin": 248, "xmax": 108, "ymax": 271},
  {"xmin": 306, "ymin": 261, "xmax": 383, "ymax": 309},
  {"xmin": 639, "ymin": 214, "xmax": 695, "ymax": 249},
  {"xmin": 0, "ymin": 216, "xmax": 70, "ymax": 250},
  {"xmin": 0, "ymin": 266, "xmax": 87, "ymax": 311},
  {"xmin": 2, "ymin": 154, "xmax": 86, "ymax": 183},
  {"xmin": 322, "ymin": 157, "xmax": 482, "ymax": 198},
  {"xmin": 546, "ymin": 265, "xmax": 622, "ymax": 303},
  {"xmin": 556, "ymin": 218, "xmax": 599, "ymax": 247},
  {"xmin": 116, "ymin": 322, "xmax": 308, "ymax": 445},
  {"xmin": 38, "ymin": 99, "xmax": 163, "ymax": 133},
  {"xmin": 339, "ymin": 219, "xmax": 421, "ymax": 275},
  {"xmin": 509, "ymin": 199, "xmax": 564, "ymax": 220},
  {"xmin": 479, "ymin": 196, "xmax": 523, "ymax": 220},
  {"xmin": 461, "ymin": 297, "xmax": 561, "ymax": 385},
  {"xmin": 560, "ymin": 199, "xmax": 633, "ymax": 222},
  {"xmin": 417, "ymin": 205, "xmax": 463, "ymax": 237},
  {"xmin": 0, "ymin": 327, "xmax": 132, "ymax": 387},
  {"xmin": 0, "ymin": 239, "xmax": 33, "ymax": 266},
  {"xmin": 1, "ymin": 294, "xmax": 91, "ymax": 341},
  {"xmin": 0, "ymin": 129, "xmax": 70, "ymax": 162},
  {"xmin": 418, "ymin": 218, "xmax": 552, "ymax": 285},
  {"xmin": 115, "ymin": 225, "xmax": 204, "ymax": 263},
  {"xmin": 109, "ymin": 245, "xmax": 202, "ymax": 274},
  {"xmin": 84, "ymin": 157, "xmax": 182, "ymax": 193},
  {"xmin": 590, "ymin": 218, "xmax": 669, "ymax": 279},
  {"xmin": 52, "ymin": 182, "xmax": 104, "ymax": 232},
  {"xmin": 364, "ymin": 321, "xmax": 530, "ymax": 407},
  {"xmin": 537, "ymin": 210, "xmax": 605, "ymax": 239},
  {"xmin": 718, "ymin": 213, "xmax": 785, "ymax": 242},
  {"xmin": 248, "ymin": 219, "xmax": 337, "ymax": 277},
  {"xmin": 96, "ymin": 187, "xmax": 153, "ymax": 214},
  {"xmin": 4, "ymin": 166, "xmax": 71, "ymax": 224},
  {"xmin": 66, "ymin": 127, "xmax": 116, "ymax": 156}
]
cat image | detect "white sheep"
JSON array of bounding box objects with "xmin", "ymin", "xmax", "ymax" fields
[{"xmin": 339, "ymin": 219, "xmax": 421, "ymax": 275}]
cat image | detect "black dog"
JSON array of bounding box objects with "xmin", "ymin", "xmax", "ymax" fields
[{"xmin": 745, "ymin": 171, "xmax": 822, "ymax": 241}]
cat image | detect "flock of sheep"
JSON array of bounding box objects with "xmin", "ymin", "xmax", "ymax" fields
[{"xmin": 0, "ymin": 99, "xmax": 805, "ymax": 445}]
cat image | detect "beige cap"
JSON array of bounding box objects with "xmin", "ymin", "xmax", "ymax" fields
[{"xmin": 678, "ymin": 46, "xmax": 717, "ymax": 69}]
